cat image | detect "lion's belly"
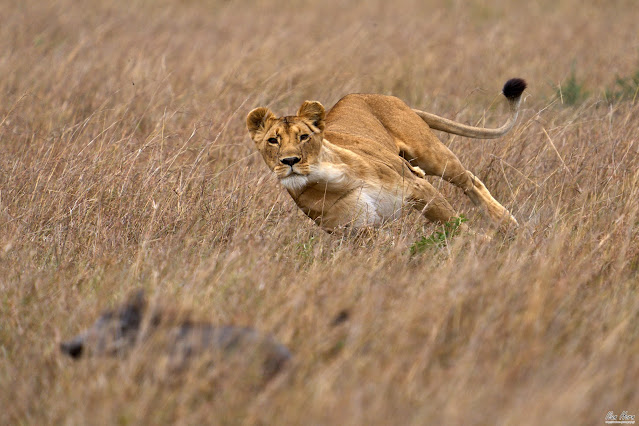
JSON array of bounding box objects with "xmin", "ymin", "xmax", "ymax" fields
[
  {"xmin": 289, "ymin": 162, "xmax": 408, "ymax": 229},
  {"xmin": 347, "ymin": 186, "xmax": 406, "ymax": 227},
  {"xmin": 292, "ymin": 184, "xmax": 406, "ymax": 229}
]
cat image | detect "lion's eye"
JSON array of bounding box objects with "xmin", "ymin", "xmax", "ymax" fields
[
  {"xmin": 267, "ymin": 137, "xmax": 278, "ymax": 145},
  {"xmin": 299, "ymin": 134, "xmax": 309, "ymax": 141}
]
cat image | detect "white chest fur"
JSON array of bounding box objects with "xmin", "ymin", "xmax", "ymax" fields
[
  {"xmin": 351, "ymin": 185, "xmax": 404, "ymax": 226},
  {"xmin": 281, "ymin": 161, "xmax": 405, "ymax": 227}
]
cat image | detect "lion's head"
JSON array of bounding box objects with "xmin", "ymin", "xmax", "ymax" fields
[{"xmin": 247, "ymin": 101, "xmax": 325, "ymax": 191}]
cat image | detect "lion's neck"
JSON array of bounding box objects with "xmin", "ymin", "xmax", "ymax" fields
[
  {"xmin": 311, "ymin": 140, "xmax": 351, "ymax": 180},
  {"xmin": 283, "ymin": 139, "xmax": 404, "ymax": 229},
  {"xmin": 316, "ymin": 138, "xmax": 342, "ymax": 163},
  {"xmin": 284, "ymin": 139, "xmax": 357, "ymax": 205},
  {"xmin": 281, "ymin": 140, "xmax": 347, "ymax": 194}
]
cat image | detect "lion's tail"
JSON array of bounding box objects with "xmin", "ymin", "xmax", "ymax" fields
[{"xmin": 412, "ymin": 78, "xmax": 526, "ymax": 139}]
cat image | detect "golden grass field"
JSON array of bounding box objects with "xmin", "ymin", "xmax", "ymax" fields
[{"xmin": 1, "ymin": 0, "xmax": 638, "ymax": 424}]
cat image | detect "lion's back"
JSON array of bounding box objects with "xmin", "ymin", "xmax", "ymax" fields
[{"xmin": 325, "ymin": 94, "xmax": 409, "ymax": 156}]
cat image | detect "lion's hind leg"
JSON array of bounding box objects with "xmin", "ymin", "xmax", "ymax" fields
[
  {"xmin": 399, "ymin": 139, "xmax": 517, "ymax": 227},
  {"xmin": 462, "ymin": 171, "xmax": 518, "ymax": 226},
  {"xmin": 434, "ymin": 167, "xmax": 518, "ymax": 227},
  {"xmin": 407, "ymin": 179, "xmax": 459, "ymax": 224}
]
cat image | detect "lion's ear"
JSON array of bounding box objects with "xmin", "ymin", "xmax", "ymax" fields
[
  {"xmin": 247, "ymin": 107, "xmax": 275, "ymax": 140},
  {"xmin": 297, "ymin": 101, "xmax": 325, "ymax": 132}
]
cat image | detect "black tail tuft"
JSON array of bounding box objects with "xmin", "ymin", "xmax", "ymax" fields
[{"xmin": 502, "ymin": 78, "xmax": 527, "ymax": 99}]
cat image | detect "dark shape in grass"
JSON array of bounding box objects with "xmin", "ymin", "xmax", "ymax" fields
[{"xmin": 60, "ymin": 290, "xmax": 291, "ymax": 382}]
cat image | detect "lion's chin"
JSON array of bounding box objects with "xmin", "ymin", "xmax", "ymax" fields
[{"xmin": 279, "ymin": 174, "xmax": 309, "ymax": 191}]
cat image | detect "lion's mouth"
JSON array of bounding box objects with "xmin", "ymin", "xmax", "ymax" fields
[
  {"xmin": 277, "ymin": 164, "xmax": 311, "ymax": 191},
  {"xmin": 279, "ymin": 173, "xmax": 309, "ymax": 191},
  {"xmin": 277, "ymin": 165, "xmax": 308, "ymax": 179}
]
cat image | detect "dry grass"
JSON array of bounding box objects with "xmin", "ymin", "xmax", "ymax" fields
[{"xmin": 1, "ymin": 0, "xmax": 639, "ymax": 424}]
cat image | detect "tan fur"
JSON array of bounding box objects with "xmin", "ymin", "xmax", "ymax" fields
[{"xmin": 247, "ymin": 82, "xmax": 524, "ymax": 231}]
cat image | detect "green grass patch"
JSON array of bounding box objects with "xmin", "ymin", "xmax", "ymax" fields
[
  {"xmin": 410, "ymin": 215, "xmax": 468, "ymax": 255},
  {"xmin": 557, "ymin": 67, "xmax": 588, "ymax": 106},
  {"xmin": 605, "ymin": 69, "xmax": 639, "ymax": 103}
]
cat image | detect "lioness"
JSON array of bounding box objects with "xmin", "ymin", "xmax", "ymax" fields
[{"xmin": 247, "ymin": 79, "xmax": 526, "ymax": 231}]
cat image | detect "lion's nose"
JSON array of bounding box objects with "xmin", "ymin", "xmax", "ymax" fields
[{"xmin": 280, "ymin": 157, "xmax": 301, "ymax": 166}]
